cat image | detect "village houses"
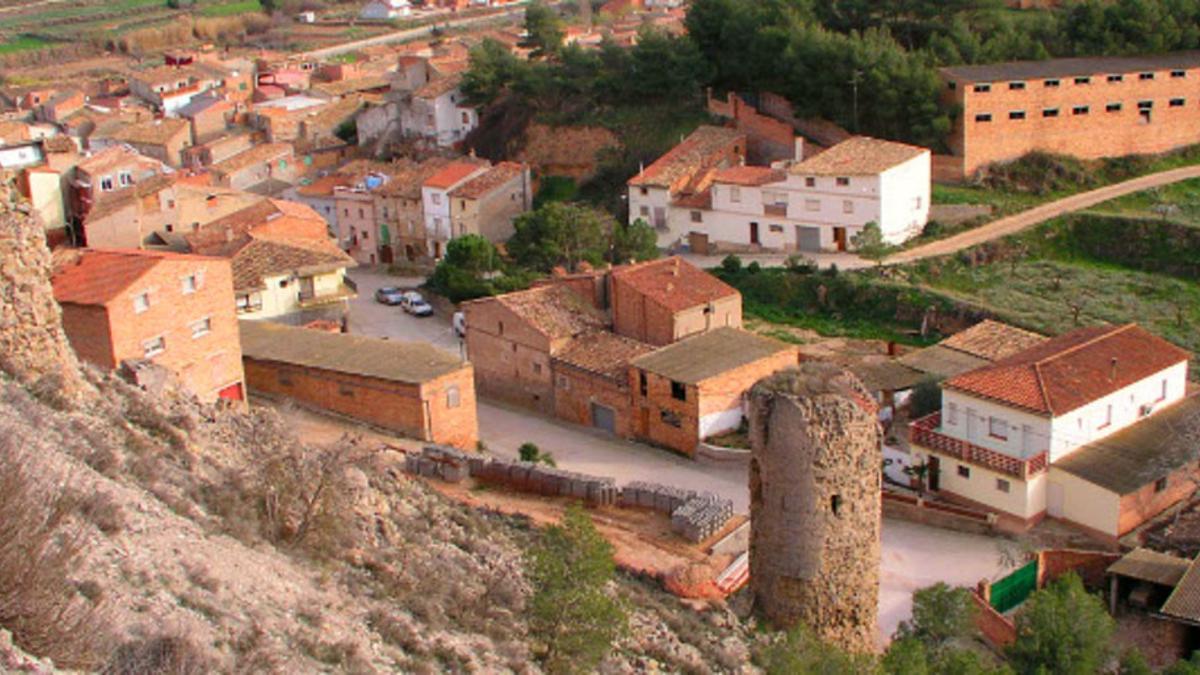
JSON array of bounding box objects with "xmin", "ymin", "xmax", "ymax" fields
[
  {"xmin": 52, "ymin": 248, "xmax": 246, "ymax": 403},
  {"xmin": 909, "ymin": 323, "xmax": 1196, "ymax": 542}
]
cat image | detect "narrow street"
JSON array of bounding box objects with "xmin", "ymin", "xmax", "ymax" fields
[{"xmin": 343, "ymin": 266, "xmax": 1008, "ymax": 640}]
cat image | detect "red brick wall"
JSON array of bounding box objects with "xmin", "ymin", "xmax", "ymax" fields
[
  {"xmin": 463, "ymin": 298, "xmax": 555, "ymax": 414},
  {"xmin": 611, "ymin": 277, "xmax": 672, "ymax": 346},
  {"xmin": 63, "ymin": 257, "xmax": 243, "ymax": 402},
  {"xmin": 1037, "ymin": 549, "xmax": 1122, "ymax": 588},
  {"xmin": 696, "ymin": 348, "xmax": 798, "ymax": 418},
  {"xmin": 59, "ymin": 304, "xmax": 116, "ymax": 369},
  {"xmin": 551, "ymin": 365, "xmax": 634, "ymax": 436},
  {"xmin": 423, "ymin": 367, "xmax": 479, "ymax": 450},
  {"xmin": 190, "ymin": 107, "xmax": 229, "ymax": 144},
  {"xmin": 1118, "ymin": 465, "xmax": 1198, "ymax": 536},
  {"xmin": 971, "ymin": 591, "xmax": 1017, "ymax": 649},
  {"xmin": 947, "ymin": 66, "xmax": 1200, "ymax": 175}
]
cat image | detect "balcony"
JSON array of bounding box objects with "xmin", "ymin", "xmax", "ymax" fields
[{"xmin": 909, "ymin": 412, "xmax": 1048, "ymax": 480}]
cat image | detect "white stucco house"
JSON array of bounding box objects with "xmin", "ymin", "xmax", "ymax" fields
[
  {"xmin": 420, "ymin": 161, "xmax": 487, "ymax": 259},
  {"xmin": 401, "ymin": 75, "xmax": 478, "ymax": 148},
  {"xmin": 909, "ymin": 323, "xmax": 1196, "ymax": 541},
  {"xmin": 647, "ymin": 135, "xmax": 930, "ymax": 253},
  {"xmin": 360, "ymin": 0, "xmax": 411, "ymax": 20}
]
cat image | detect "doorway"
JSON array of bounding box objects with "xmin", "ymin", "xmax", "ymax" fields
[
  {"xmin": 749, "ymin": 221, "xmax": 760, "ymax": 245},
  {"xmin": 927, "ymin": 456, "xmax": 941, "ymax": 492},
  {"xmin": 591, "ymin": 403, "xmax": 616, "ymax": 435},
  {"xmin": 834, "ymin": 226, "xmax": 848, "ymax": 251}
]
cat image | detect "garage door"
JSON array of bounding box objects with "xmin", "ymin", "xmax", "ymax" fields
[
  {"xmin": 796, "ymin": 225, "xmax": 822, "ymax": 252},
  {"xmin": 591, "ymin": 403, "xmax": 616, "ymax": 435}
]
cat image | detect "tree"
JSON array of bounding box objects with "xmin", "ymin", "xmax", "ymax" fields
[
  {"xmin": 609, "ymin": 218, "xmax": 659, "ymax": 265},
  {"xmin": 1006, "ymin": 572, "xmax": 1115, "ymax": 675},
  {"xmin": 852, "ymin": 222, "xmax": 894, "ymax": 267},
  {"xmin": 523, "ymin": 0, "xmax": 564, "ymax": 59},
  {"xmin": 527, "ymin": 504, "xmax": 626, "ymax": 673},
  {"xmin": 427, "ymin": 235, "xmax": 504, "ymax": 303},
  {"xmin": 518, "ymin": 442, "xmax": 556, "ymax": 467},
  {"xmin": 507, "ymin": 202, "xmax": 612, "ymax": 272},
  {"xmin": 894, "ymin": 583, "xmax": 977, "ymax": 654},
  {"xmin": 755, "ymin": 625, "xmax": 879, "ymax": 675},
  {"xmin": 908, "ymin": 378, "xmax": 942, "ymax": 419},
  {"xmin": 461, "ymin": 38, "xmax": 528, "ymax": 105}
]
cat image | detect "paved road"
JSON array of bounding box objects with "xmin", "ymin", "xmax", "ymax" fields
[
  {"xmin": 888, "ymin": 164, "xmax": 1200, "ymax": 264},
  {"xmin": 342, "ymin": 265, "xmax": 1007, "ymax": 641},
  {"xmin": 679, "ymin": 250, "xmax": 871, "ymax": 271}
]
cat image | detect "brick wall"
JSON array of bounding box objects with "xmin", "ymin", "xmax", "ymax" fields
[
  {"xmin": 611, "ymin": 279, "xmax": 741, "ymax": 347},
  {"xmin": 190, "ymin": 107, "xmax": 229, "ymax": 144},
  {"xmin": 59, "ymin": 304, "xmax": 116, "ymax": 368},
  {"xmin": 463, "ymin": 298, "xmax": 555, "ymax": 414},
  {"xmin": 696, "ymin": 349, "xmax": 799, "ymax": 419},
  {"xmin": 1118, "ymin": 465, "xmax": 1198, "ymax": 536},
  {"xmin": 84, "ymin": 257, "xmax": 243, "ymax": 402},
  {"xmin": 947, "ymin": 66, "xmax": 1200, "ymax": 175},
  {"xmin": 1037, "ymin": 549, "xmax": 1122, "ymax": 588},
  {"xmin": 551, "ymin": 364, "xmax": 634, "ymax": 436},
  {"xmin": 708, "ymin": 92, "xmax": 798, "ymax": 164},
  {"xmin": 422, "ymin": 367, "xmax": 479, "ymax": 449},
  {"xmin": 971, "ymin": 590, "xmax": 1017, "ymax": 649}
]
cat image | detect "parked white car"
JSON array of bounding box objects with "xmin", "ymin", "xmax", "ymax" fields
[{"xmin": 400, "ymin": 291, "xmax": 434, "ymax": 317}]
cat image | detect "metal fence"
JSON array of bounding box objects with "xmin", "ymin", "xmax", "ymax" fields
[{"xmin": 990, "ymin": 560, "xmax": 1038, "ymax": 614}]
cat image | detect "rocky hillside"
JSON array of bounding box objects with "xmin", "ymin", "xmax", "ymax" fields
[{"xmin": 0, "ymin": 181, "xmax": 758, "ymax": 673}]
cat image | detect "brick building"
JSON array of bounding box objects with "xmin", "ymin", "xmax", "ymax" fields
[
  {"xmin": 552, "ymin": 331, "xmax": 656, "ymax": 436},
  {"xmin": 239, "ymin": 321, "xmax": 478, "ymax": 449},
  {"xmin": 209, "ymin": 142, "xmax": 297, "ymax": 193},
  {"xmin": 609, "ymin": 256, "xmax": 741, "ymax": 346},
  {"xmin": 627, "ymin": 125, "xmax": 745, "ymax": 231},
  {"xmin": 70, "ymin": 146, "xmax": 167, "ymax": 225},
  {"xmin": 462, "ymin": 284, "xmax": 608, "ymax": 414},
  {"xmin": 447, "ymin": 161, "xmax": 532, "ymax": 243},
  {"xmin": 942, "ymin": 52, "xmax": 1200, "ymax": 177},
  {"xmin": 105, "ymin": 117, "xmax": 193, "ymax": 167},
  {"xmin": 52, "ymin": 249, "xmax": 246, "ymax": 402}
]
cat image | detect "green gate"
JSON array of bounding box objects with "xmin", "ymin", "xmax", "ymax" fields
[{"xmin": 990, "ymin": 560, "xmax": 1037, "ymax": 613}]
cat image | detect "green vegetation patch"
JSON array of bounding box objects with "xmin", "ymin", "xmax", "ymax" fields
[
  {"xmin": 0, "ymin": 35, "xmax": 50, "ymax": 54},
  {"xmin": 199, "ymin": 0, "xmax": 263, "ymax": 17}
]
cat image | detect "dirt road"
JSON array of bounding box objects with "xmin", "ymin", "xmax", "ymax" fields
[
  {"xmin": 297, "ymin": 4, "xmax": 530, "ymax": 60},
  {"xmin": 887, "ymin": 164, "xmax": 1200, "ymax": 264}
]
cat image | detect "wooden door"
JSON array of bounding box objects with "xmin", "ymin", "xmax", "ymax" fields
[
  {"xmin": 927, "ymin": 456, "xmax": 941, "ymax": 492},
  {"xmin": 749, "ymin": 222, "xmax": 760, "ymax": 245},
  {"xmin": 834, "ymin": 226, "xmax": 847, "ymax": 251}
]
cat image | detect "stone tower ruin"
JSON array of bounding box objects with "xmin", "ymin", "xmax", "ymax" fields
[{"xmin": 748, "ymin": 363, "xmax": 881, "ymax": 652}]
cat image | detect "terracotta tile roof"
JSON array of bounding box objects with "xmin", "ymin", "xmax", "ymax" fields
[
  {"xmin": 132, "ymin": 64, "xmax": 214, "ymax": 88},
  {"xmin": 629, "ymin": 125, "xmax": 744, "ymax": 189},
  {"xmin": 1163, "ymin": 554, "xmax": 1200, "ymax": 623},
  {"xmin": 554, "ymin": 331, "xmax": 655, "ymax": 381},
  {"xmin": 75, "ymin": 145, "xmax": 164, "ymax": 177},
  {"xmin": 41, "ymin": 135, "xmax": 77, "ymax": 153},
  {"xmin": 110, "ymin": 117, "xmax": 190, "ymax": 146},
  {"xmin": 0, "ymin": 120, "xmax": 30, "ymax": 143},
  {"xmin": 789, "ymin": 135, "xmax": 928, "ymax": 176},
  {"xmin": 611, "ymin": 256, "xmax": 738, "ymax": 313},
  {"xmin": 449, "ymin": 162, "xmax": 523, "ymax": 199},
  {"xmin": 1109, "ymin": 547, "xmax": 1191, "ymax": 587},
  {"xmin": 85, "ymin": 173, "xmax": 177, "ymax": 223},
  {"xmin": 631, "ymin": 328, "xmax": 795, "ymax": 385},
  {"xmin": 424, "ymin": 161, "xmax": 486, "ymax": 190},
  {"xmin": 240, "ymin": 320, "xmax": 464, "ymax": 384},
  {"xmin": 414, "ymin": 73, "xmax": 462, "ymax": 100},
  {"xmin": 297, "ymin": 174, "xmax": 351, "ymax": 197},
  {"xmin": 939, "ymin": 320, "xmax": 1047, "ymax": 362},
  {"xmin": 229, "ymin": 236, "xmax": 352, "ymax": 291},
  {"xmin": 712, "ymin": 165, "xmax": 786, "ymax": 186},
  {"xmin": 672, "ymin": 187, "xmax": 712, "ymax": 210},
  {"xmin": 944, "ymin": 324, "xmax": 1191, "ymax": 416},
  {"xmin": 52, "ymin": 248, "xmax": 216, "ymax": 306},
  {"xmin": 310, "ymin": 76, "xmax": 390, "ymax": 98},
  {"xmin": 1053, "ymin": 394, "xmax": 1200, "ymax": 495},
  {"xmin": 482, "ymin": 285, "xmax": 607, "ymax": 341},
  {"xmin": 210, "ymin": 142, "xmax": 293, "ymax": 176},
  {"xmin": 375, "ymin": 157, "xmax": 456, "ymax": 198},
  {"xmin": 185, "ymin": 198, "xmax": 328, "ymax": 257}
]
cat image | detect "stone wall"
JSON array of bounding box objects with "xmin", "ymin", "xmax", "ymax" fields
[
  {"xmin": 0, "ymin": 174, "xmax": 84, "ymax": 398},
  {"xmin": 747, "ymin": 363, "xmax": 881, "ymax": 653}
]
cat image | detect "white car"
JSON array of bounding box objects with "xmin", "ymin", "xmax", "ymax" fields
[
  {"xmin": 400, "ymin": 291, "xmax": 434, "ymax": 317},
  {"xmin": 453, "ymin": 311, "xmax": 466, "ymax": 337}
]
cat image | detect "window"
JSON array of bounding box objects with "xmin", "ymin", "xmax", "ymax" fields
[
  {"xmin": 996, "ymin": 478, "xmax": 1011, "ymax": 493},
  {"xmin": 1155, "ymin": 477, "xmax": 1169, "ymax": 492},
  {"xmin": 1042, "ymin": 108, "xmax": 1059, "ymax": 118},
  {"xmin": 957, "ymin": 465, "xmax": 971, "ymax": 479},
  {"xmin": 988, "ymin": 416, "xmax": 1009, "ymax": 440},
  {"xmin": 133, "ymin": 292, "xmax": 150, "ymax": 314},
  {"xmin": 1045, "ymin": 79, "xmax": 1060, "ymax": 88},
  {"xmin": 1107, "ymin": 102, "xmax": 1123, "ymax": 112},
  {"xmin": 1139, "ymin": 72, "xmax": 1155, "ymax": 80},
  {"xmin": 181, "ymin": 274, "xmax": 198, "ymax": 294},
  {"xmin": 670, "ymin": 380, "xmax": 687, "ymax": 401},
  {"xmin": 1158, "ymin": 379, "xmax": 1168, "ymax": 402},
  {"xmin": 118, "ymin": 171, "xmax": 132, "ymax": 187},
  {"xmin": 842, "ymin": 200, "xmax": 854, "ymax": 214},
  {"xmin": 532, "ymin": 363, "xmax": 541, "ymax": 375},
  {"xmin": 382, "ymin": 206, "xmax": 389, "ymax": 219},
  {"xmin": 804, "ymin": 177, "xmax": 816, "ymax": 187},
  {"xmin": 974, "ymin": 113, "xmax": 992, "ymax": 122},
  {"xmin": 338, "ymin": 384, "xmax": 355, "ymax": 398},
  {"xmin": 1172, "ymin": 70, "xmax": 1187, "ymax": 78},
  {"xmin": 1075, "ymin": 76, "xmax": 1091, "ymax": 85},
  {"xmin": 1171, "ymin": 98, "xmax": 1186, "ymax": 107},
  {"xmin": 639, "ymin": 187, "xmax": 648, "ymax": 196},
  {"xmin": 914, "ymin": 196, "xmax": 923, "ymax": 209},
  {"xmin": 446, "ymin": 386, "xmax": 460, "ymax": 408},
  {"xmin": 768, "ymin": 224, "xmax": 784, "ymax": 233},
  {"xmin": 432, "ymin": 193, "xmax": 441, "ymax": 205},
  {"xmin": 947, "ymin": 402, "xmax": 959, "ymax": 425},
  {"xmin": 1108, "ymin": 74, "xmax": 1124, "ymax": 83},
  {"xmin": 358, "ymin": 208, "xmax": 364, "ymax": 219},
  {"xmin": 830, "ymin": 495, "xmax": 842, "ymax": 516},
  {"xmin": 805, "ymin": 198, "xmax": 820, "ymax": 212},
  {"xmin": 639, "ymin": 205, "xmax": 650, "ymax": 217},
  {"xmin": 1138, "ymin": 100, "xmax": 1154, "ymax": 109},
  {"xmin": 690, "ymin": 210, "xmax": 702, "ymax": 223},
  {"xmin": 142, "ymin": 336, "xmax": 165, "ymax": 358},
  {"xmin": 948, "ymin": 81, "xmax": 956, "ymax": 90},
  {"xmin": 1099, "ymin": 403, "xmax": 1112, "ymax": 429},
  {"xmin": 639, "ymin": 371, "xmax": 647, "ymax": 397},
  {"xmin": 1009, "ymin": 110, "xmax": 1026, "ymax": 120},
  {"xmin": 189, "ymin": 317, "xmax": 211, "ymax": 338},
  {"xmin": 461, "ymin": 111, "xmax": 470, "ymax": 124},
  {"xmin": 973, "ymin": 83, "xmax": 991, "ymax": 93},
  {"xmin": 497, "ymin": 320, "xmax": 504, "ymax": 336},
  {"xmin": 100, "ymin": 176, "xmax": 114, "ymax": 191},
  {"xmin": 343, "ymin": 208, "xmax": 349, "ymax": 217},
  {"xmin": 660, "ymin": 409, "xmax": 682, "ymax": 428},
  {"xmin": 1009, "ymin": 81, "xmax": 1026, "ymax": 90},
  {"xmin": 1073, "ymin": 105, "xmax": 1089, "ymax": 115},
  {"xmin": 836, "ymin": 177, "xmax": 850, "ymax": 187},
  {"xmin": 556, "ymin": 375, "xmax": 570, "ymax": 390},
  {"xmin": 729, "ymin": 186, "xmax": 741, "ymax": 203}
]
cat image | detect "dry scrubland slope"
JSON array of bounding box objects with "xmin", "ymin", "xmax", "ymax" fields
[{"xmin": 0, "ymin": 186, "xmax": 756, "ymax": 673}]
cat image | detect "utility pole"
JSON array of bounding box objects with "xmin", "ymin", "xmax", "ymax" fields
[{"xmin": 850, "ymin": 69, "xmax": 862, "ymax": 133}]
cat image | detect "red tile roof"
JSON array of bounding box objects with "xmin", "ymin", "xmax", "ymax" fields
[
  {"xmin": 628, "ymin": 125, "xmax": 744, "ymax": 189},
  {"xmin": 52, "ymin": 248, "xmax": 216, "ymax": 306},
  {"xmin": 449, "ymin": 161, "xmax": 524, "ymax": 199},
  {"xmin": 944, "ymin": 324, "xmax": 1191, "ymax": 416},
  {"xmin": 712, "ymin": 165, "xmax": 785, "ymax": 186},
  {"xmin": 789, "ymin": 135, "xmax": 928, "ymax": 176},
  {"xmin": 476, "ymin": 284, "xmax": 607, "ymax": 341},
  {"xmin": 424, "ymin": 161, "xmax": 486, "ymax": 190},
  {"xmin": 554, "ymin": 331, "xmax": 655, "ymax": 381},
  {"xmin": 611, "ymin": 256, "xmax": 739, "ymax": 313}
]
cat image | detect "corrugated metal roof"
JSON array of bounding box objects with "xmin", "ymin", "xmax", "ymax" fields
[
  {"xmin": 1108, "ymin": 547, "xmax": 1190, "ymax": 587},
  {"xmin": 239, "ymin": 320, "xmax": 465, "ymax": 384},
  {"xmin": 631, "ymin": 328, "xmax": 794, "ymax": 384}
]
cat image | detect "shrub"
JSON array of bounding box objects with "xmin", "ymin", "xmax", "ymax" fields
[
  {"xmin": 907, "ymin": 379, "xmax": 942, "ymax": 419},
  {"xmin": 101, "ymin": 635, "xmax": 213, "ymax": 675},
  {"xmin": 720, "ymin": 254, "xmax": 742, "ymax": 275}
]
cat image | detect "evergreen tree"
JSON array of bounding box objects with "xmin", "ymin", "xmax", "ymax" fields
[{"xmin": 1006, "ymin": 573, "xmax": 1115, "ymax": 675}]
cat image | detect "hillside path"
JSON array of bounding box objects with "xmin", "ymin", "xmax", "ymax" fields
[{"xmin": 886, "ymin": 163, "xmax": 1200, "ymax": 264}]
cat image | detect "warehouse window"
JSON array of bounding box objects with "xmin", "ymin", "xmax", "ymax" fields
[
  {"xmin": 1042, "ymin": 108, "xmax": 1059, "ymax": 118},
  {"xmin": 996, "ymin": 478, "xmax": 1011, "ymax": 493},
  {"xmin": 1073, "ymin": 105, "xmax": 1090, "ymax": 115},
  {"xmin": 1171, "ymin": 98, "xmax": 1186, "ymax": 107},
  {"xmin": 1044, "ymin": 79, "xmax": 1060, "ymax": 88},
  {"xmin": 1107, "ymin": 74, "xmax": 1124, "ymax": 83},
  {"xmin": 1075, "ymin": 76, "xmax": 1091, "ymax": 85},
  {"xmin": 1139, "ymin": 72, "xmax": 1155, "ymax": 80},
  {"xmin": 1009, "ymin": 110, "xmax": 1026, "ymax": 120},
  {"xmin": 1106, "ymin": 102, "xmax": 1123, "ymax": 112},
  {"xmin": 1172, "ymin": 70, "xmax": 1187, "ymax": 78},
  {"xmin": 446, "ymin": 386, "xmax": 460, "ymax": 408},
  {"xmin": 958, "ymin": 465, "xmax": 971, "ymax": 479},
  {"xmin": 1009, "ymin": 81, "xmax": 1026, "ymax": 90},
  {"xmin": 670, "ymin": 380, "xmax": 686, "ymax": 401},
  {"xmin": 974, "ymin": 113, "xmax": 992, "ymax": 122},
  {"xmin": 973, "ymin": 83, "xmax": 991, "ymax": 93}
]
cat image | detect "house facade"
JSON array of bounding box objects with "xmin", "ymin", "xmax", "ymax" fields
[
  {"xmin": 627, "ymin": 125, "xmax": 745, "ymax": 234},
  {"xmin": 360, "ymin": 0, "xmax": 411, "ymax": 19},
  {"xmin": 421, "ymin": 160, "xmax": 488, "ymax": 259},
  {"xmin": 52, "ymin": 249, "xmax": 246, "ymax": 403},
  {"xmin": 447, "ymin": 161, "xmax": 532, "ymax": 243},
  {"xmin": 608, "ymin": 256, "xmax": 742, "ymax": 346},
  {"xmin": 942, "ymin": 52, "xmax": 1200, "ymax": 177},
  {"xmin": 909, "ymin": 323, "xmax": 1195, "ymax": 540},
  {"xmin": 69, "ymin": 146, "xmax": 167, "ymax": 225}
]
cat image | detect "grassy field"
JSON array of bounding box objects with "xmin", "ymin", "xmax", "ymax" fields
[
  {"xmin": 0, "ymin": 34, "xmax": 48, "ymax": 53},
  {"xmin": 1086, "ymin": 177, "xmax": 1200, "ymax": 225},
  {"xmin": 199, "ymin": 0, "xmax": 262, "ymax": 16}
]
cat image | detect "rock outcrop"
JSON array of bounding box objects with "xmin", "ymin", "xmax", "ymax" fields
[{"xmin": 747, "ymin": 363, "xmax": 881, "ymax": 652}]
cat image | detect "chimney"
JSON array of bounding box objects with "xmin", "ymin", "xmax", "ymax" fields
[
  {"xmin": 1110, "ymin": 357, "xmax": 1118, "ymax": 381},
  {"xmin": 794, "ymin": 136, "xmax": 805, "ymax": 161},
  {"xmin": 223, "ymin": 225, "xmax": 233, "ymax": 242}
]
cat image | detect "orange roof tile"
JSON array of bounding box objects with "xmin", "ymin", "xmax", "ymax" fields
[
  {"xmin": 449, "ymin": 162, "xmax": 523, "ymax": 199},
  {"xmin": 611, "ymin": 256, "xmax": 738, "ymax": 313},
  {"xmin": 52, "ymin": 248, "xmax": 216, "ymax": 306},
  {"xmin": 472, "ymin": 285, "xmax": 607, "ymax": 341},
  {"xmin": 712, "ymin": 165, "xmax": 785, "ymax": 186},
  {"xmin": 944, "ymin": 324, "xmax": 1191, "ymax": 416},
  {"xmin": 789, "ymin": 135, "xmax": 928, "ymax": 176},
  {"xmin": 628, "ymin": 125, "xmax": 744, "ymax": 189},
  {"xmin": 424, "ymin": 161, "xmax": 486, "ymax": 190},
  {"xmin": 555, "ymin": 331, "xmax": 655, "ymax": 381}
]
